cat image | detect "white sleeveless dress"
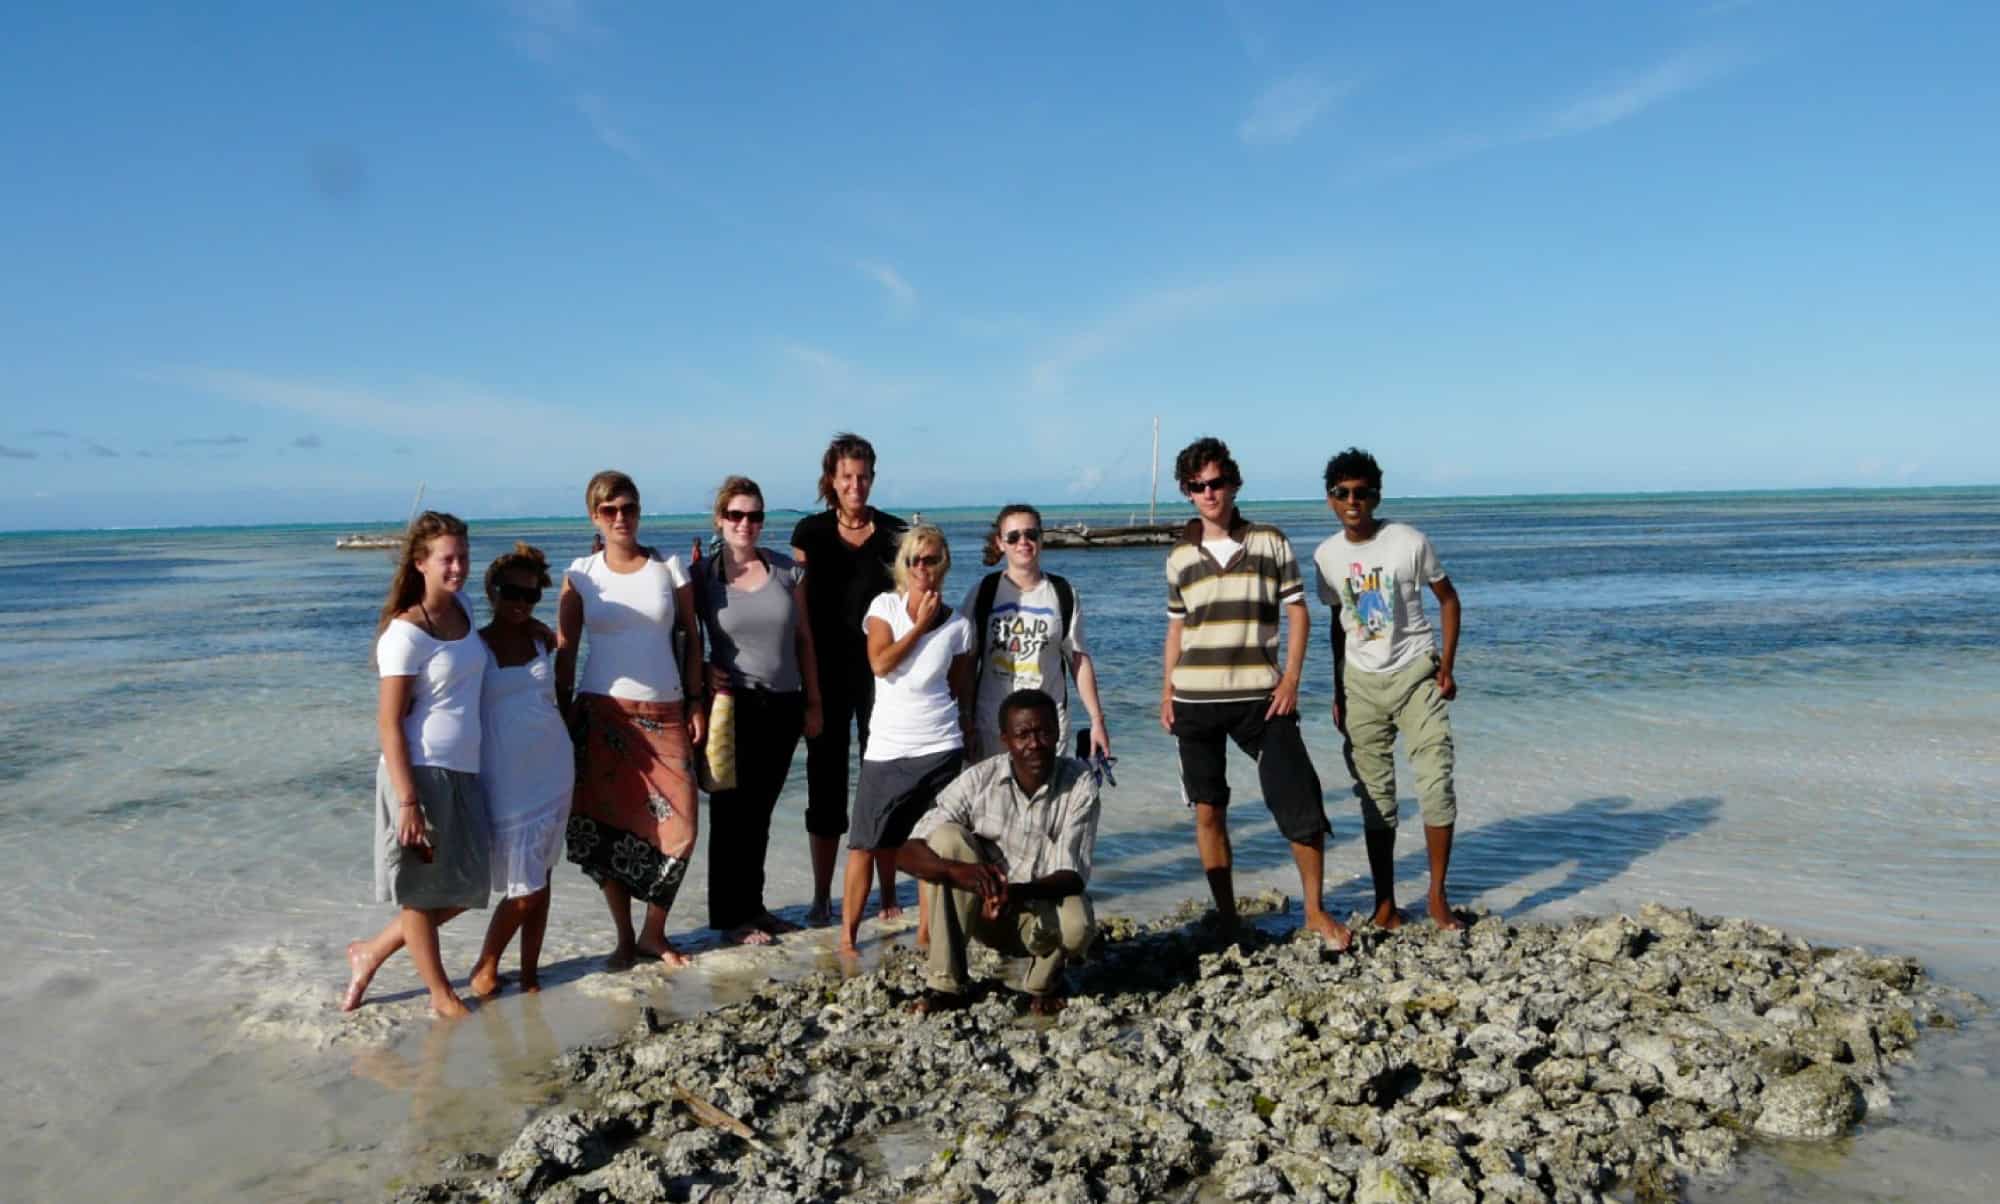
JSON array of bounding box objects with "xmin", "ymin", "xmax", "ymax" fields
[{"xmin": 478, "ymin": 643, "xmax": 575, "ymax": 897}]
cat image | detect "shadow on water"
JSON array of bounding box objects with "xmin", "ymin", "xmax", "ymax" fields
[{"xmin": 1440, "ymin": 794, "xmax": 1723, "ymax": 918}]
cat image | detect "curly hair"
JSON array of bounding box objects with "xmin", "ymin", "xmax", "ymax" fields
[
  {"xmin": 1173, "ymin": 436, "xmax": 1242, "ymax": 492},
  {"xmin": 1322, "ymin": 447, "xmax": 1383, "ymax": 493},
  {"xmin": 980, "ymin": 502, "xmax": 1043, "ymax": 566},
  {"xmin": 483, "ymin": 541, "xmax": 552, "ymax": 602}
]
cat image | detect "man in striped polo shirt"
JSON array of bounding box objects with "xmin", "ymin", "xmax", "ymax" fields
[{"xmin": 1159, "ymin": 437, "xmax": 1352, "ymax": 949}]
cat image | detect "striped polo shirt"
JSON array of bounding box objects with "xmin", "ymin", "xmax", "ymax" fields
[{"xmin": 1165, "ymin": 513, "xmax": 1305, "ymax": 703}]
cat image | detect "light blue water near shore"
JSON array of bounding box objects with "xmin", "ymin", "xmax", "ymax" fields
[{"xmin": 1, "ymin": 487, "xmax": 1997, "ymax": 1200}]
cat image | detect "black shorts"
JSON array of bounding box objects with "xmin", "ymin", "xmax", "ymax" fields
[
  {"xmin": 849, "ymin": 748, "xmax": 963, "ymax": 850},
  {"xmin": 1172, "ymin": 699, "xmax": 1328, "ymax": 844}
]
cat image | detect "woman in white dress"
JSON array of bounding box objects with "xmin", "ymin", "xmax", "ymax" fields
[
  {"xmin": 468, "ymin": 543, "xmax": 573, "ymax": 996},
  {"xmin": 341, "ymin": 511, "xmax": 490, "ymax": 1019}
]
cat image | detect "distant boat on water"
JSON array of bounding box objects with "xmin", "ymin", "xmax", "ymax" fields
[
  {"xmin": 1045, "ymin": 417, "xmax": 1178, "ymax": 550},
  {"xmin": 334, "ymin": 484, "xmax": 425, "ymax": 551}
]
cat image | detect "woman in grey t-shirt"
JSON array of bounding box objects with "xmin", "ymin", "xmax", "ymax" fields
[{"xmin": 694, "ymin": 475, "xmax": 823, "ymax": 944}]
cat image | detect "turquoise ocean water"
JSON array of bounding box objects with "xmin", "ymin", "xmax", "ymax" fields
[{"xmin": 0, "ymin": 488, "xmax": 1996, "ymax": 1199}]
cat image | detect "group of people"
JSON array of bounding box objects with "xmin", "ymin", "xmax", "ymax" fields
[{"xmin": 339, "ymin": 433, "xmax": 1464, "ymax": 1021}]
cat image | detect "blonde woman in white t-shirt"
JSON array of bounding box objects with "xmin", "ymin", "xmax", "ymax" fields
[
  {"xmin": 838, "ymin": 524, "xmax": 975, "ymax": 957},
  {"xmin": 555, "ymin": 470, "xmax": 707, "ymax": 969},
  {"xmin": 341, "ymin": 511, "xmax": 491, "ymax": 1019}
]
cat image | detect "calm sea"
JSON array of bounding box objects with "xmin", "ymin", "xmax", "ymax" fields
[{"xmin": 1, "ymin": 488, "xmax": 1996, "ymax": 1200}]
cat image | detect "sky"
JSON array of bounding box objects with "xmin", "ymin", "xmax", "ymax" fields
[{"xmin": 2, "ymin": 2, "xmax": 1996, "ymax": 530}]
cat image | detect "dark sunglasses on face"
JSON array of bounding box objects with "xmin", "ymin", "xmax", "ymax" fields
[
  {"xmin": 722, "ymin": 509, "xmax": 766, "ymax": 525},
  {"xmin": 1185, "ymin": 475, "xmax": 1232, "ymax": 495},
  {"xmin": 1330, "ymin": 485, "xmax": 1382, "ymax": 502},
  {"xmin": 907, "ymin": 553, "xmax": 944, "ymax": 568},
  {"xmin": 1001, "ymin": 527, "xmax": 1042, "ymax": 545},
  {"xmin": 497, "ymin": 583, "xmax": 542, "ymax": 604},
  {"xmin": 595, "ymin": 501, "xmax": 639, "ymax": 519}
]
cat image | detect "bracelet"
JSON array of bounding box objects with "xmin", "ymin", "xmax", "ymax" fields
[{"xmin": 399, "ymin": 801, "xmax": 419, "ymax": 809}]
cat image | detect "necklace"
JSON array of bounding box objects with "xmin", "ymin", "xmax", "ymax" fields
[{"xmin": 836, "ymin": 510, "xmax": 872, "ymax": 531}]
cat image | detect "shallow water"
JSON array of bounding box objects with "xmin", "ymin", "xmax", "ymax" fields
[{"xmin": 1, "ymin": 488, "xmax": 1997, "ymax": 1200}]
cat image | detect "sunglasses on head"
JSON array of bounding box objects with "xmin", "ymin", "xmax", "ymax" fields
[
  {"xmin": 496, "ymin": 583, "xmax": 542, "ymax": 604},
  {"xmin": 1330, "ymin": 485, "xmax": 1381, "ymax": 502},
  {"xmin": 722, "ymin": 509, "xmax": 765, "ymax": 525},
  {"xmin": 1185, "ymin": 475, "xmax": 1232, "ymax": 495},
  {"xmin": 1001, "ymin": 527, "xmax": 1042, "ymax": 545},
  {"xmin": 907, "ymin": 553, "xmax": 943, "ymax": 568},
  {"xmin": 595, "ymin": 501, "xmax": 639, "ymax": 519}
]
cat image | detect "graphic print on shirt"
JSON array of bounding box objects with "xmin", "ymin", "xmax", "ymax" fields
[
  {"xmin": 985, "ymin": 601, "xmax": 1059, "ymax": 689},
  {"xmin": 1343, "ymin": 562, "xmax": 1395, "ymax": 644}
]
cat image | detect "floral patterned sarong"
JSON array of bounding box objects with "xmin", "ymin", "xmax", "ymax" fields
[{"xmin": 566, "ymin": 694, "xmax": 698, "ymax": 908}]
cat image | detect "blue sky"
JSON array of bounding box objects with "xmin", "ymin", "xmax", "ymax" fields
[{"xmin": 3, "ymin": 2, "xmax": 1995, "ymax": 529}]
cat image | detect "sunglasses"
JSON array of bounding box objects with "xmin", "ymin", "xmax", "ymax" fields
[
  {"xmin": 595, "ymin": 501, "xmax": 639, "ymax": 519},
  {"xmin": 722, "ymin": 509, "xmax": 766, "ymax": 525},
  {"xmin": 1185, "ymin": 475, "xmax": 1232, "ymax": 495},
  {"xmin": 1000, "ymin": 527, "xmax": 1042, "ymax": 545},
  {"xmin": 496, "ymin": 583, "xmax": 542, "ymax": 604},
  {"xmin": 907, "ymin": 553, "xmax": 943, "ymax": 568},
  {"xmin": 1330, "ymin": 486, "xmax": 1381, "ymax": 502}
]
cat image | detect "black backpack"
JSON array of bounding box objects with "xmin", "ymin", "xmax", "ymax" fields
[{"xmin": 970, "ymin": 571, "xmax": 1077, "ymax": 693}]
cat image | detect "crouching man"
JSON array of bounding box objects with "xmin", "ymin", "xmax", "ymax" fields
[{"xmin": 899, "ymin": 688, "xmax": 1101, "ymax": 1016}]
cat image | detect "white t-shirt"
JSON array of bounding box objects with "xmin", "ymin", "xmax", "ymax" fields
[
  {"xmin": 1313, "ymin": 522, "xmax": 1446, "ymax": 676},
  {"xmin": 861, "ymin": 591, "xmax": 975, "ymax": 761},
  {"xmin": 567, "ymin": 551, "xmax": 692, "ymax": 701},
  {"xmin": 375, "ymin": 598, "xmax": 485, "ymax": 773},
  {"xmin": 961, "ymin": 574, "xmax": 1087, "ymax": 754}
]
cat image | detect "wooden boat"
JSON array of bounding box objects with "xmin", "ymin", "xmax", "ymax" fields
[
  {"xmin": 1043, "ymin": 418, "xmax": 1179, "ymax": 550},
  {"xmin": 334, "ymin": 484, "xmax": 424, "ymax": 550}
]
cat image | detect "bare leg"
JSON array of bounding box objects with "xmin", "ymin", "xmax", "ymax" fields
[
  {"xmin": 519, "ymin": 887, "xmax": 551, "ymax": 992},
  {"xmin": 401, "ymin": 907, "xmax": 470, "ymax": 1019},
  {"xmin": 1192, "ymin": 802, "xmax": 1237, "ymax": 928},
  {"xmin": 838, "ymin": 848, "xmax": 873, "ymax": 955},
  {"xmin": 601, "ymin": 881, "xmax": 638, "ymax": 969},
  {"xmin": 1288, "ymin": 837, "xmax": 1354, "ymax": 949},
  {"xmin": 808, "ymin": 834, "xmax": 839, "ymax": 925},
  {"xmin": 876, "ymin": 852, "xmax": 903, "ymax": 920},
  {"xmin": 343, "ymin": 917, "xmax": 401, "ymax": 1012},
  {"xmin": 914, "ymin": 878, "xmax": 933, "ymax": 953},
  {"xmin": 1364, "ymin": 828, "xmax": 1404, "ymax": 929},
  {"xmin": 470, "ymin": 897, "xmax": 532, "ymax": 996},
  {"xmin": 636, "ymin": 903, "xmax": 690, "ymax": 967},
  {"xmin": 1424, "ymin": 823, "xmax": 1462, "ymax": 930}
]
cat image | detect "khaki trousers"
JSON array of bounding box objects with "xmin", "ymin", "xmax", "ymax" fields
[
  {"xmin": 924, "ymin": 823, "xmax": 1094, "ymax": 997},
  {"xmin": 1343, "ymin": 654, "xmax": 1457, "ymax": 831}
]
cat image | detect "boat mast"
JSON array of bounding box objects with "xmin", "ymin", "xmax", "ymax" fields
[
  {"xmin": 408, "ymin": 482, "xmax": 426, "ymax": 523},
  {"xmin": 1148, "ymin": 417, "xmax": 1159, "ymax": 527}
]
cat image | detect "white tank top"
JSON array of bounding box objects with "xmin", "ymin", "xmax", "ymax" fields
[{"xmin": 568, "ymin": 550, "xmax": 691, "ymax": 701}]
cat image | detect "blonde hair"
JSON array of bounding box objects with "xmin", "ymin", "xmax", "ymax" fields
[
  {"xmin": 376, "ymin": 511, "xmax": 469, "ymax": 634},
  {"xmin": 484, "ymin": 541, "xmax": 551, "ymax": 602},
  {"xmin": 711, "ymin": 475, "xmax": 763, "ymax": 531},
  {"xmin": 891, "ymin": 523, "xmax": 951, "ymax": 594}
]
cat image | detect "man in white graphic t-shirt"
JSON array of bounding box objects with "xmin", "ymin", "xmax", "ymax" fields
[{"xmin": 1313, "ymin": 447, "xmax": 1465, "ymax": 933}]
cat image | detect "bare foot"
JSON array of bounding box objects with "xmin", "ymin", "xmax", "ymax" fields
[
  {"xmin": 723, "ymin": 924, "xmax": 775, "ymax": 947},
  {"xmin": 914, "ymin": 934, "xmax": 930, "ymax": 954},
  {"xmin": 880, "ymin": 903, "xmax": 905, "ymax": 921},
  {"xmin": 606, "ymin": 944, "xmax": 638, "ymax": 971},
  {"xmin": 1370, "ymin": 901, "xmax": 1406, "ymax": 931},
  {"xmin": 910, "ymin": 989, "xmax": 966, "ymax": 1016},
  {"xmin": 1026, "ymin": 994, "xmax": 1067, "ymax": 1017},
  {"xmin": 431, "ymin": 994, "xmax": 473, "ymax": 1020},
  {"xmin": 1301, "ymin": 910, "xmax": 1354, "ymax": 951},
  {"xmin": 1428, "ymin": 895, "xmax": 1464, "ymax": 931},
  {"xmin": 757, "ymin": 912, "xmax": 803, "ymax": 935},
  {"xmin": 469, "ymin": 963, "xmax": 505, "ymax": 998},
  {"xmin": 636, "ymin": 938, "xmax": 691, "ymax": 968},
  {"xmin": 805, "ymin": 901, "xmax": 833, "ymax": 928},
  {"xmin": 342, "ymin": 940, "xmax": 383, "ymax": 1012},
  {"xmin": 837, "ymin": 937, "xmax": 861, "ymax": 959},
  {"xmin": 518, "ymin": 973, "xmax": 541, "ymax": 994}
]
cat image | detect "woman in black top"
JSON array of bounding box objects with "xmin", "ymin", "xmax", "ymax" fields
[{"xmin": 790, "ymin": 432, "xmax": 907, "ymax": 926}]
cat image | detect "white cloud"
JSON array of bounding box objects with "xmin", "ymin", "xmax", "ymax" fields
[
  {"xmin": 1029, "ymin": 266, "xmax": 1327, "ymax": 395},
  {"xmin": 1239, "ymin": 73, "xmax": 1347, "ymax": 146},
  {"xmin": 573, "ymin": 93, "xmax": 669, "ymax": 183},
  {"xmin": 854, "ymin": 260, "xmax": 917, "ymax": 311}
]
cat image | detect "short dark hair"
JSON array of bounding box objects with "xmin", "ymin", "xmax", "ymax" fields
[
  {"xmin": 997, "ymin": 688, "xmax": 1058, "ymax": 732},
  {"xmin": 1174, "ymin": 436, "xmax": 1242, "ymax": 491},
  {"xmin": 1323, "ymin": 447, "xmax": 1382, "ymax": 493}
]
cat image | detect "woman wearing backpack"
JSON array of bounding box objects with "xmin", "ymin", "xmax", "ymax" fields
[{"xmin": 958, "ymin": 503, "xmax": 1111, "ymax": 763}]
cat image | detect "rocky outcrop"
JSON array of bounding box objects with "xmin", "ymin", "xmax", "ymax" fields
[{"xmin": 398, "ymin": 896, "xmax": 1974, "ymax": 1202}]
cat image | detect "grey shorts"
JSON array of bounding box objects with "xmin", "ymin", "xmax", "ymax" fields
[
  {"xmin": 849, "ymin": 748, "xmax": 963, "ymax": 851},
  {"xmin": 374, "ymin": 762, "xmax": 492, "ymax": 910}
]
